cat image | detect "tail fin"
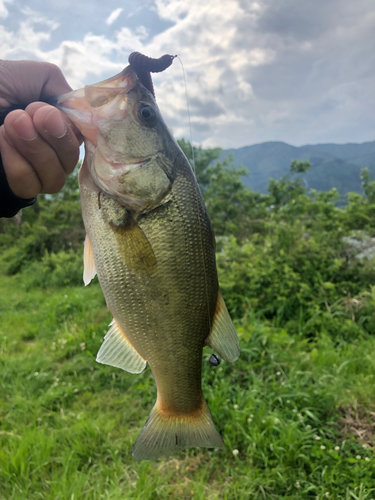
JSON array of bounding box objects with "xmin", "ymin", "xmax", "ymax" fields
[{"xmin": 132, "ymin": 398, "xmax": 224, "ymax": 460}]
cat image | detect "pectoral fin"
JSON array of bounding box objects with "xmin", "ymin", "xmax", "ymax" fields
[
  {"xmin": 96, "ymin": 318, "xmax": 146, "ymax": 373},
  {"xmin": 111, "ymin": 215, "xmax": 157, "ymax": 274},
  {"xmin": 83, "ymin": 234, "xmax": 97, "ymax": 286},
  {"xmin": 205, "ymin": 291, "xmax": 240, "ymax": 363}
]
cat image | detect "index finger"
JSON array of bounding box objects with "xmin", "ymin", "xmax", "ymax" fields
[
  {"xmin": 26, "ymin": 102, "xmax": 83, "ymax": 144},
  {"xmin": 0, "ymin": 61, "xmax": 73, "ymax": 109}
]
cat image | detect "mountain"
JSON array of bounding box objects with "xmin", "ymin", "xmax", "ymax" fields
[{"xmin": 222, "ymin": 141, "xmax": 375, "ymax": 198}]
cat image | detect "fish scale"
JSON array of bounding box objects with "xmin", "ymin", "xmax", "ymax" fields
[
  {"xmin": 82, "ymin": 173, "xmax": 214, "ymax": 412},
  {"xmin": 57, "ymin": 63, "xmax": 240, "ymax": 460}
]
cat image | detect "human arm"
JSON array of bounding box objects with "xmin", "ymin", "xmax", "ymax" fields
[{"xmin": 0, "ymin": 60, "xmax": 82, "ymax": 217}]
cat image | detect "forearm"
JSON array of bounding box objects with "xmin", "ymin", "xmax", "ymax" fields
[{"xmin": 0, "ymin": 154, "xmax": 36, "ymax": 218}]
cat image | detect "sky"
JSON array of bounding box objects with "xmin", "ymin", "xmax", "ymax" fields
[{"xmin": 0, "ymin": 0, "xmax": 374, "ymax": 149}]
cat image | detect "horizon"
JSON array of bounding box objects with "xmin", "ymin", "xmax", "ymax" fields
[{"xmin": 223, "ymin": 138, "xmax": 375, "ymax": 151}]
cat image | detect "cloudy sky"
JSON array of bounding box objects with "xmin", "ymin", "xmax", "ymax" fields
[{"xmin": 0, "ymin": 0, "xmax": 374, "ymax": 148}]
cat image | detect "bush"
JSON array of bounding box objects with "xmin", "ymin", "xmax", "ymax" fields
[
  {"xmin": 3, "ymin": 150, "xmax": 375, "ymax": 343},
  {"xmin": 21, "ymin": 249, "xmax": 84, "ymax": 288}
]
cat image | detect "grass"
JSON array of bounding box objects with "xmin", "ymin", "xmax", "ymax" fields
[{"xmin": 1, "ymin": 273, "xmax": 375, "ymax": 499}]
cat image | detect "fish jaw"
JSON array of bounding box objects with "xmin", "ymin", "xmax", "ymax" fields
[
  {"xmin": 82, "ymin": 140, "xmax": 157, "ymax": 209},
  {"xmin": 55, "ymin": 65, "xmax": 139, "ymax": 143},
  {"xmin": 56, "ymin": 65, "xmax": 173, "ymax": 210}
]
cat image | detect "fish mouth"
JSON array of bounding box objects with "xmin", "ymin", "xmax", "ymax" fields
[
  {"xmin": 50, "ymin": 65, "xmax": 139, "ymax": 144},
  {"xmin": 52, "ymin": 65, "xmax": 138, "ymax": 107}
]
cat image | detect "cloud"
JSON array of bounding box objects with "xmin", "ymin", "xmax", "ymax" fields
[
  {"xmin": 189, "ymin": 96, "xmax": 226, "ymax": 118},
  {"xmin": 0, "ymin": 0, "xmax": 11, "ymax": 18},
  {"xmin": 0, "ymin": 7, "xmax": 148, "ymax": 88},
  {"xmin": 0, "ymin": 0, "xmax": 374, "ymax": 148},
  {"xmin": 0, "ymin": 7, "xmax": 58, "ymax": 59},
  {"xmin": 153, "ymin": 0, "xmax": 190, "ymax": 22},
  {"xmin": 148, "ymin": 0, "xmax": 375, "ymax": 147},
  {"xmin": 45, "ymin": 27, "xmax": 148, "ymax": 88},
  {"xmin": 105, "ymin": 8, "xmax": 123, "ymax": 26}
]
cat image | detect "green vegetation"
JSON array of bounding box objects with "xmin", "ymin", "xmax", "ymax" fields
[{"xmin": 1, "ymin": 144, "xmax": 375, "ymax": 498}]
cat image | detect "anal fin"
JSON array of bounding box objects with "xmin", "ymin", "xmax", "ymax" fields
[
  {"xmin": 96, "ymin": 318, "xmax": 147, "ymax": 374},
  {"xmin": 83, "ymin": 233, "xmax": 97, "ymax": 286},
  {"xmin": 205, "ymin": 291, "xmax": 240, "ymax": 363}
]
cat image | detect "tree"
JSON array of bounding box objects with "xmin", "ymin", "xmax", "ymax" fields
[{"xmin": 177, "ymin": 139, "xmax": 268, "ymax": 239}]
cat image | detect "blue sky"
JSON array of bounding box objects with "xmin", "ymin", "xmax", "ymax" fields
[{"xmin": 0, "ymin": 0, "xmax": 374, "ymax": 148}]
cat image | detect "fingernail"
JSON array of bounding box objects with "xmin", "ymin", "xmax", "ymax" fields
[
  {"xmin": 44, "ymin": 109, "xmax": 67, "ymax": 138},
  {"xmin": 13, "ymin": 114, "xmax": 38, "ymax": 141}
]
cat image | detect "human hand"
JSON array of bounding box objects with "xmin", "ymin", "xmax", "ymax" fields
[{"xmin": 0, "ymin": 60, "xmax": 82, "ymax": 199}]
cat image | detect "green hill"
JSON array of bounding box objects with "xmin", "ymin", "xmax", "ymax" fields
[{"xmin": 223, "ymin": 140, "xmax": 375, "ymax": 197}]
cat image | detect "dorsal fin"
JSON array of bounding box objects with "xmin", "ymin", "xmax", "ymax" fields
[
  {"xmin": 205, "ymin": 291, "xmax": 240, "ymax": 363},
  {"xmin": 83, "ymin": 233, "xmax": 97, "ymax": 286},
  {"xmin": 96, "ymin": 318, "xmax": 147, "ymax": 374}
]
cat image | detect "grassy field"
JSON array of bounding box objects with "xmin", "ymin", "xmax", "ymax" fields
[{"xmin": 1, "ymin": 273, "xmax": 375, "ymax": 499}]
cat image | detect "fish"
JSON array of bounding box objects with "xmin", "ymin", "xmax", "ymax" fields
[{"xmin": 56, "ymin": 63, "xmax": 240, "ymax": 460}]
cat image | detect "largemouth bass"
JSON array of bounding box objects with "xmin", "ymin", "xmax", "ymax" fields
[{"xmin": 57, "ymin": 64, "xmax": 240, "ymax": 460}]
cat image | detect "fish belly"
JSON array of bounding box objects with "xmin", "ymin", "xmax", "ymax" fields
[
  {"xmin": 80, "ymin": 167, "xmax": 224, "ymax": 457},
  {"xmin": 81, "ymin": 170, "xmax": 223, "ymax": 459}
]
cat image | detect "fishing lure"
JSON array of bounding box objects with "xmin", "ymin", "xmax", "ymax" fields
[{"xmin": 128, "ymin": 52, "xmax": 176, "ymax": 97}]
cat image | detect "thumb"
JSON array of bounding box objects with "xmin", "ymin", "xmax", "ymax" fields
[{"xmin": 40, "ymin": 63, "xmax": 73, "ymax": 99}]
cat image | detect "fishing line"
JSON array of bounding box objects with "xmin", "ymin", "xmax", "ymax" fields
[
  {"xmin": 176, "ymin": 56, "xmax": 212, "ymax": 334},
  {"xmin": 176, "ymin": 57, "xmax": 196, "ymax": 175}
]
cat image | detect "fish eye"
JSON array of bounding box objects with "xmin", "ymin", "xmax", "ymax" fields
[{"xmin": 138, "ymin": 104, "xmax": 157, "ymax": 127}]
